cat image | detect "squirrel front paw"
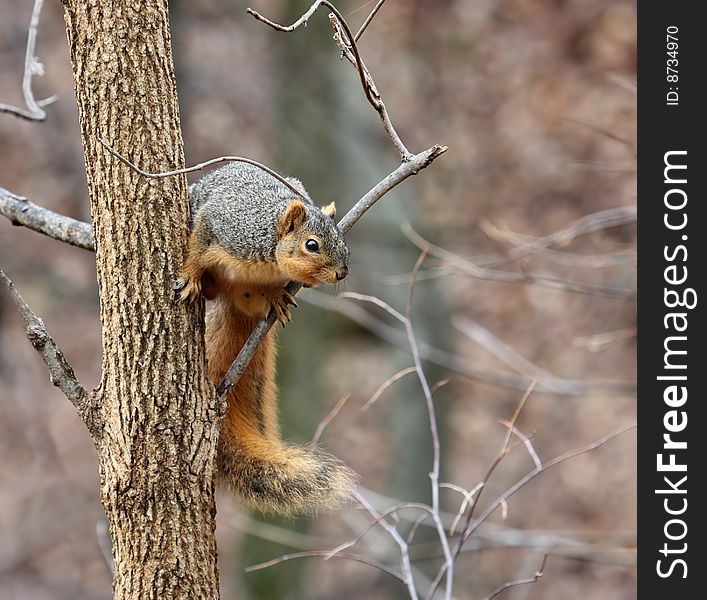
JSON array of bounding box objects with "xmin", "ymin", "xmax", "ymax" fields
[
  {"xmin": 173, "ymin": 276, "xmax": 201, "ymax": 302},
  {"xmin": 270, "ymin": 289, "xmax": 298, "ymax": 326}
]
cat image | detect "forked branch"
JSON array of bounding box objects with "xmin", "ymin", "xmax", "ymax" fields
[
  {"xmin": 0, "ymin": 0, "xmax": 57, "ymax": 121},
  {"xmin": 248, "ymin": 0, "xmax": 411, "ymax": 159},
  {"xmin": 0, "ymin": 269, "xmax": 97, "ymax": 435}
]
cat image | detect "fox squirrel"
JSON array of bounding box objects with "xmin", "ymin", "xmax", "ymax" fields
[{"xmin": 175, "ymin": 163, "xmax": 357, "ymax": 515}]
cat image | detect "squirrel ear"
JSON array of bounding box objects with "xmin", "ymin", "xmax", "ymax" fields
[
  {"xmin": 278, "ymin": 199, "xmax": 307, "ymax": 237},
  {"xmin": 321, "ymin": 202, "xmax": 336, "ymax": 219}
]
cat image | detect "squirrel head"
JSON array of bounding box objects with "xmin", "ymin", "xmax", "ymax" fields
[{"xmin": 274, "ymin": 199, "xmax": 349, "ymax": 287}]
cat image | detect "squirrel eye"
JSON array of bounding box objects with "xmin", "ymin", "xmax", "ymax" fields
[{"xmin": 305, "ymin": 238, "xmax": 320, "ymax": 253}]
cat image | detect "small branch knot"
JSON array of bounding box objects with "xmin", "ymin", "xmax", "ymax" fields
[{"xmin": 27, "ymin": 323, "xmax": 47, "ymax": 349}]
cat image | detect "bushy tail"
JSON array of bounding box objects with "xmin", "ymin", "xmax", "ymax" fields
[{"xmin": 217, "ymin": 432, "xmax": 358, "ymax": 517}]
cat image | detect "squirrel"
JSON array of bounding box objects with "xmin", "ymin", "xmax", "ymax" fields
[{"xmin": 174, "ymin": 162, "xmax": 358, "ymax": 516}]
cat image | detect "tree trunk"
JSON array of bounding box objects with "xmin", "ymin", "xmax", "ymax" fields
[{"xmin": 63, "ymin": 1, "xmax": 219, "ymax": 597}]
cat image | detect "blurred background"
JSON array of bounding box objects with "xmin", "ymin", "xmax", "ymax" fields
[{"xmin": 1, "ymin": 0, "xmax": 636, "ymax": 598}]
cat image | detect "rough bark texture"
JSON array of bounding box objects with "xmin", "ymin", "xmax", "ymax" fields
[{"xmin": 63, "ymin": 1, "xmax": 220, "ymax": 597}]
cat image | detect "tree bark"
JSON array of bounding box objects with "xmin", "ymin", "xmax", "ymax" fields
[{"xmin": 63, "ymin": 1, "xmax": 219, "ymax": 597}]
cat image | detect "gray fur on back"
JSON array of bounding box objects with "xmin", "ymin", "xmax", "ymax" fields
[{"xmin": 188, "ymin": 162, "xmax": 348, "ymax": 266}]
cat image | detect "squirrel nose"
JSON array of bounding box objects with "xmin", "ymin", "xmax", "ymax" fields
[{"xmin": 335, "ymin": 267, "xmax": 349, "ymax": 281}]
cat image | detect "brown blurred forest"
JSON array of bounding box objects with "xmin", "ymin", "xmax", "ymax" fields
[{"xmin": 0, "ymin": 1, "xmax": 636, "ymax": 599}]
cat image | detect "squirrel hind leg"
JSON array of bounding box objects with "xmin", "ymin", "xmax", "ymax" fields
[{"xmin": 218, "ymin": 439, "xmax": 359, "ymax": 517}]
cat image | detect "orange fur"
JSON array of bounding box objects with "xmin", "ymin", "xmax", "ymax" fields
[{"xmin": 179, "ymin": 227, "xmax": 357, "ymax": 515}]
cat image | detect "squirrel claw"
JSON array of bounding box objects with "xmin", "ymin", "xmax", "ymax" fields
[
  {"xmin": 174, "ymin": 276, "xmax": 200, "ymax": 303},
  {"xmin": 270, "ymin": 291, "xmax": 296, "ymax": 325},
  {"xmin": 282, "ymin": 291, "xmax": 298, "ymax": 308}
]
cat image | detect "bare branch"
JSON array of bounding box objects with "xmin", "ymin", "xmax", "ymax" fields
[
  {"xmin": 0, "ymin": 0, "xmax": 57, "ymax": 122},
  {"xmin": 477, "ymin": 206, "xmax": 637, "ymax": 267},
  {"xmin": 440, "ymin": 482, "xmax": 484, "ymax": 536},
  {"xmin": 357, "ymin": 487, "xmax": 636, "ymax": 563},
  {"xmin": 328, "ymin": 500, "xmax": 432, "ymax": 560},
  {"xmin": 98, "ymin": 139, "xmax": 306, "ymax": 198},
  {"xmin": 302, "ymin": 290, "xmax": 636, "ymax": 397},
  {"xmin": 248, "ymin": 0, "xmax": 413, "ymax": 159},
  {"xmin": 228, "ymin": 512, "xmax": 329, "ymax": 550},
  {"xmin": 341, "ymin": 291, "xmax": 454, "ymax": 599},
  {"xmin": 453, "ymin": 317, "xmax": 620, "ymax": 397},
  {"xmin": 99, "ymin": 140, "xmax": 445, "ymax": 242},
  {"xmin": 427, "ymin": 423, "xmax": 637, "ymax": 595},
  {"xmin": 354, "ymin": 0, "xmax": 388, "ymax": 41},
  {"xmin": 483, "ymin": 228, "xmax": 636, "ymax": 269},
  {"xmin": 484, "ymin": 555, "xmax": 548, "ymax": 600},
  {"xmin": 217, "ymin": 146, "xmax": 446, "ymax": 401},
  {"xmin": 326, "ymin": 3, "xmax": 411, "ymax": 159},
  {"xmin": 246, "ymin": 1, "xmax": 328, "ymax": 32},
  {"xmin": 245, "ymin": 550, "xmax": 405, "ymax": 583},
  {"xmin": 311, "ymin": 393, "xmax": 351, "ymax": 444},
  {"xmin": 383, "ymin": 206, "xmax": 637, "ymax": 282},
  {"xmin": 498, "ymin": 420, "xmax": 542, "ymax": 471},
  {"xmin": 338, "ymin": 146, "xmax": 447, "ymax": 229},
  {"xmin": 0, "ymin": 269, "xmax": 97, "ymax": 434},
  {"xmin": 439, "ymin": 381, "xmax": 536, "ymax": 575},
  {"xmin": 352, "ymin": 491, "xmax": 420, "ymax": 600},
  {"xmin": 574, "ymin": 326, "xmax": 637, "ymax": 352},
  {"xmin": 0, "ymin": 186, "xmax": 94, "ymax": 250},
  {"xmin": 501, "ymin": 380, "xmax": 535, "ymax": 453},
  {"xmin": 406, "ymin": 512, "xmax": 431, "ymax": 545},
  {"xmin": 362, "ymin": 366, "xmax": 417, "ymax": 411},
  {"xmin": 404, "ymin": 223, "xmax": 636, "ymax": 300}
]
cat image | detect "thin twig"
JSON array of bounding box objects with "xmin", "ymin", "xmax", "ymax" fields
[
  {"xmin": 404, "ymin": 223, "xmax": 635, "ymax": 300},
  {"xmin": 481, "ymin": 223, "xmax": 636, "ymax": 269},
  {"xmin": 498, "ymin": 420, "xmax": 542, "ymax": 470},
  {"xmin": 353, "ymin": 491, "xmax": 420, "ymax": 600},
  {"xmin": 477, "ymin": 206, "xmax": 637, "ymax": 267},
  {"xmin": 450, "ymin": 382, "xmax": 536, "ymax": 563},
  {"xmin": 440, "ymin": 482, "xmax": 484, "ymax": 536},
  {"xmin": 302, "ymin": 290, "xmax": 636, "ymax": 396},
  {"xmin": 248, "ymin": 0, "xmax": 412, "ymax": 159},
  {"xmin": 384, "ymin": 206, "xmax": 637, "ymax": 280},
  {"xmin": 430, "ymin": 378, "xmax": 450, "ymax": 395},
  {"xmin": 427, "ymin": 383, "xmax": 537, "ymax": 598},
  {"xmin": 427, "ymin": 423, "xmax": 637, "ymax": 595},
  {"xmin": 484, "ymin": 230, "xmax": 636, "ymax": 269},
  {"xmin": 406, "ymin": 253, "xmax": 454, "ymax": 600},
  {"xmin": 326, "ymin": 3, "xmax": 411, "ymax": 158},
  {"xmin": 406, "ymin": 513, "xmax": 431, "ymax": 545},
  {"xmin": 311, "ymin": 393, "xmax": 351, "ymax": 444},
  {"xmin": 245, "ymin": 550, "xmax": 405, "ymax": 583},
  {"xmin": 246, "ymin": 1, "xmax": 327, "ymax": 32},
  {"xmin": 354, "ymin": 0, "xmax": 388, "ymax": 41},
  {"xmin": 0, "ymin": 0, "xmax": 57, "ymax": 121},
  {"xmin": 357, "ymin": 486, "xmax": 637, "ymax": 563},
  {"xmin": 453, "ymin": 317, "xmax": 621, "ymax": 397},
  {"xmin": 0, "ymin": 269, "xmax": 97, "ymax": 435},
  {"xmin": 501, "ymin": 380, "xmax": 535, "ymax": 452},
  {"xmin": 0, "ymin": 186, "xmax": 95, "ymax": 251},
  {"xmin": 362, "ymin": 366, "xmax": 417, "ymax": 411},
  {"xmin": 228, "ymin": 512, "xmax": 329, "ymax": 550},
  {"xmin": 98, "ymin": 139, "xmax": 306, "ymax": 197},
  {"xmin": 337, "ymin": 146, "xmax": 446, "ymax": 231},
  {"xmin": 574, "ymin": 327, "xmax": 637, "ymax": 352},
  {"xmin": 484, "ymin": 555, "xmax": 548, "ymax": 600},
  {"xmin": 341, "ymin": 291, "xmax": 454, "ymax": 600},
  {"xmin": 326, "ymin": 501, "xmax": 433, "ymax": 561}
]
